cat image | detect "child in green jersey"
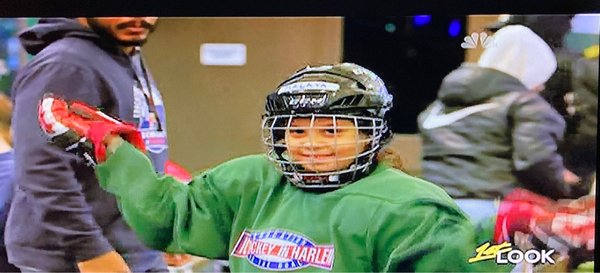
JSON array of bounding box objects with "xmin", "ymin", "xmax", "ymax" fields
[{"xmin": 39, "ymin": 63, "xmax": 511, "ymax": 272}]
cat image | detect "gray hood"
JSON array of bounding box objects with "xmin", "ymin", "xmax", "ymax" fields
[{"xmin": 19, "ymin": 18, "xmax": 107, "ymax": 55}]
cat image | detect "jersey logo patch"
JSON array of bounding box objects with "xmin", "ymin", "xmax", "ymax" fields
[{"xmin": 231, "ymin": 229, "xmax": 335, "ymax": 271}]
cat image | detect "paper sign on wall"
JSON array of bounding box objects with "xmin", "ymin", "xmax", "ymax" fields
[{"xmin": 200, "ymin": 43, "xmax": 247, "ymax": 66}]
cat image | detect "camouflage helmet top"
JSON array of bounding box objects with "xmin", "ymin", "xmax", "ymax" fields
[{"xmin": 265, "ymin": 63, "xmax": 393, "ymax": 120}]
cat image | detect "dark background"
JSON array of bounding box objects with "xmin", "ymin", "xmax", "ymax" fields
[{"xmin": 343, "ymin": 16, "xmax": 467, "ymax": 133}]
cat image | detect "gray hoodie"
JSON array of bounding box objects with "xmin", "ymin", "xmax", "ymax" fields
[{"xmin": 6, "ymin": 18, "xmax": 168, "ymax": 271}]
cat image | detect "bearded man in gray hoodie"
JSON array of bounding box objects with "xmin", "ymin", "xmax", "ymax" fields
[{"xmin": 7, "ymin": 18, "xmax": 170, "ymax": 273}]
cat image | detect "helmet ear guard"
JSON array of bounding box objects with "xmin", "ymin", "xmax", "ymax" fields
[{"xmin": 261, "ymin": 63, "xmax": 394, "ymax": 190}]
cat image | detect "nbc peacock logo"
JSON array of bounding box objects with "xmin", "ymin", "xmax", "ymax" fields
[{"xmin": 461, "ymin": 32, "xmax": 495, "ymax": 49}]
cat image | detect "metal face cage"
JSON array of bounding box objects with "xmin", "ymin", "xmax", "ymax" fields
[{"xmin": 262, "ymin": 113, "xmax": 385, "ymax": 189}]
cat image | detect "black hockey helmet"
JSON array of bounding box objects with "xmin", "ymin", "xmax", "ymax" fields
[{"xmin": 261, "ymin": 63, "xmax": 394, "ymax": 189}]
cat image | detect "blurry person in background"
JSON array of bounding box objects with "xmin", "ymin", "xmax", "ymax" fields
[
  {"xmin": 0, "ymin": 94, "xmax": 17, "ymax": 272},
  {"xmin": 486, "ymin": 14, "xmax": 599, "ymax": 196},
  {"xmin": 560, "ymin": 15, "xmax": 599, "ymax": 197},
  {"xmin": 563, "ymin": 46, "xmax": 598, "ymax": 196},
  {"xmin": 6, "ymin": 18, "xmax": 169, "ymax": 272},
  {"xmin": 418, "ymin": 25, "xmax": 577, "ymax": 226}
]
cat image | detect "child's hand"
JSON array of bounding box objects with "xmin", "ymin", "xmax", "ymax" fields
[
  {"xmin": 563, "ymin": 169, "xmax": 581, "ymax": 184},
  {"xmin": 106, "ymin": 135, "xmax": 125, "ymax": 156}
]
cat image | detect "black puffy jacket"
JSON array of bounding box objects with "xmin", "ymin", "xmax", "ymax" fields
[{"xmin": 418, "ymin": 63, "xmax": 571, "ymax": 200}]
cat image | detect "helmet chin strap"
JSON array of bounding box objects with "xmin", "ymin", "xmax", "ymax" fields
[
  {"xmin": 288, "ymin": 161, "xmax": 378, "ymax": 193},
  {"xmin": 285, "ymin": 152, "xmax": 377, "ymax": 191}
]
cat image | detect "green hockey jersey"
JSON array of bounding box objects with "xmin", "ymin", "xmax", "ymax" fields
[{"xmin": 96, "ymin": 142, "xmax": 511, "ymax": 272}]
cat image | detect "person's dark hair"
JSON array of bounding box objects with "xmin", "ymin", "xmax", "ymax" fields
[
  {"xmin": 486, "ymin": 15, "xmax": 574, "ymax": 49},
  {"xmin": 376, "ymin": 146, "xmax": 404, "ymax": 171}
]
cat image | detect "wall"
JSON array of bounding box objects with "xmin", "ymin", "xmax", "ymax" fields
[
  {"xmin": 464, "ymin": 15, "xmax": 500, "ymax": 63},
  {"xmin": 143, "ymin": 18, "xmax": 343, "ymax": 171}
]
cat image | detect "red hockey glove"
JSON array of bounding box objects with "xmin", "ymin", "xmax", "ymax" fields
[
  {"xmin": 494, "ymin": 188, "xmax": 595, "ymax": 253},
  {"xmin": 38, "ymin": 93, "xmax": 145, "ymax": 165},
  {"xmin": 493, "ymin": 189, "xmax": 554, "ymax": 243}
]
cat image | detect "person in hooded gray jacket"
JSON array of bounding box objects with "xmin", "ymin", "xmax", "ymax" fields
[{"xmin": 417, "ymin": 25, "xmax": 578, "ymax": 225}]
